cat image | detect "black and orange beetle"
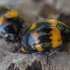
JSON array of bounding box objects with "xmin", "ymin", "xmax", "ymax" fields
[
  {"xmin": 0, "ymin": 6, "xmax": 24, "ymax": 42},
  {"xmin": 0, "ymin": 6, "xmax": 70, "ymax": 63},
  {"xmin": 21, "ymin": 19, "xmax": 70, "ymax": 63},
  {"xmin": 21, "ymin": 19, "xmax": 70, "ymax": 52}
]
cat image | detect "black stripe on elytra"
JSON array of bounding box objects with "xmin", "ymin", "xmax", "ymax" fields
[
  {"xmin": 38, "ymin": 35, "xmax": 51, "ymax": 43},
  {"xmin": 37, "ymin": 25, "xmax": 52, "ymax": 33},
  {"xmin": 61, "ymin": 28, "xmax": 70, "ymax": 42},
  {"xmin": 36, "ymin": 25, "xmax": 52, "ymax": 43}
]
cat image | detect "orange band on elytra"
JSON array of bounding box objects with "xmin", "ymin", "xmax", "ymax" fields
[
  {"xmin": 48, "ymin": 19, "xmax": 58, "ymax": 26},
  {"xmin": 30, "ymin": 24, "xmax": 37, "ymax": 30},
  {"xmin": 0, "ymin": 17, "xmax": 4, "ymax": 25},
  {"xmin": 35, "ymin": 44, "xmax": 44, "ymax": 52},
  {"xmin": 4, "ymin": 10, "xmax": 19, "ymax": 18},
  {"xmin": 50, "ymin": 28, "xmax": 62, "ymax": 48},
  {"xmin": 21, "ymin": 47, "xmax": 26, "ymax": 52}
]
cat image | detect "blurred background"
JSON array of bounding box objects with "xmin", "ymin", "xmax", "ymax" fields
[
  {"xmin": 0, "ymin": 0, "xmax": 70, "ymax": 70},
  {"xmin": 0, "ymin": 0, "xmax": 70, "ymax": 25}
]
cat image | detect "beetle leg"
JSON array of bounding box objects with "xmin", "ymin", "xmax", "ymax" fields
[
  {"xmin": 45, "ymin": 45, "xmax": 63, "ymax": 64},
  {"xmin": 48, "ymin": 48, "xmax": 58, "ymax": 56},
  {"xmin": 46, "ymin": 55, "xmax": 49, "ymax": 64},
  {"xmin": 48, "ymin": 45, "xmax": 63, "ymax": 57},
  {"xmin": 45, "ymin": 52, "xmax": 49, "ymax": 64},
  {"xmin": 45, "ymin": 49, "xmax": 57, "ymax": 64}
]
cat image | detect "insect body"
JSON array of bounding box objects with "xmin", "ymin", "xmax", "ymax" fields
[
  {"xmin": 0, "ymin": 6, "xmax": 24, "ymax": 42},
  {"xmin": 21, "ymin": 19, "xmax": 70, "ymax": 54}
]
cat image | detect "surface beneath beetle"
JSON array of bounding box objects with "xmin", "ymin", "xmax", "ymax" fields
[
  {"xmin": 0, "ymin": 39, "xmax": 70, "ymax": 70},
  {"xmin": 0, "ymin": 0, "xmax": 70, "ymax": 70}
]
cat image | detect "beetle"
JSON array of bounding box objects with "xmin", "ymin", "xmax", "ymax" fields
[
  {"xmin": 0, "ymin": 6, "xmax": 70, "ymax": 63},
  {"xmin": 21, "ymin": 19, "xmax": 70, "ymax": 52},
  {"xmin": 20, "ymin": 19, "xmax": 70, "ymax": 63},
  {"xmin": 0, "ymin": 6, "xmax": 24, "ymax": 42}
]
